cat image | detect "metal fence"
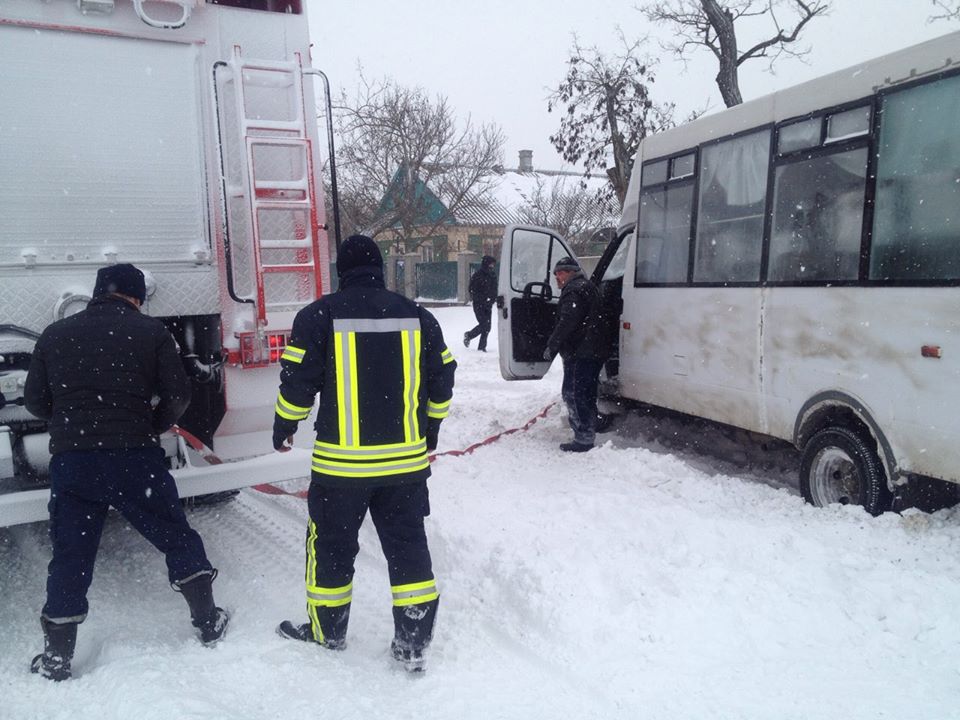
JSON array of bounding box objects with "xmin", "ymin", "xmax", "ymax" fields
[{"xmin": 415, "ymin": 261, "xmax": 458, "ymax": 300}]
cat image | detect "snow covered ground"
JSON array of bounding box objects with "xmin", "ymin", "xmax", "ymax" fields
[{"xmin": 4, "ymin": 305, "xmax": 960, "ymax": 720}]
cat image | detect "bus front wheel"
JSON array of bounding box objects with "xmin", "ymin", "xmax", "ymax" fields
[{"xmin": 799, "ymin": 426, "xmax": 891, "ymax": 516}]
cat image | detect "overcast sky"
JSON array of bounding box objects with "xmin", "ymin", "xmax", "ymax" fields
[{"xmin": 307, "ymin": 1, "xmax": 955, "ymax": 173}]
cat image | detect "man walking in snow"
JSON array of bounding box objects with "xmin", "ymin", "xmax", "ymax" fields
[
  {"xmin": 544, "ymin": 256, "xmax": 606, "ymax": 453},
  {"xmin": 463, "ymin": 255, "xmax": 497, "ymax": 352},
  {"xmin": 23, "ymin": 263, "xmax": 228, "ymax": 682},
  {"xmin": 273, "ymin": 234, "xmax": 456, "ymax": 673}
]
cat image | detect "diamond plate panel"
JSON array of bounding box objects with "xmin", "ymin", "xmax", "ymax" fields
[{"xmin": 0, "ymin": 267, "xmax": 220, "ymax": 335}]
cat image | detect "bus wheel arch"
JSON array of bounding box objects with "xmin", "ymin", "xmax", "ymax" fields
[{"xmin": 794, "ymin": 394, "xmax": 896, "ymax": 515}]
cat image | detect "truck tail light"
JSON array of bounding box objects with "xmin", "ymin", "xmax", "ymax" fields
[{"xmin": 233, "ymin": 331, "xmax": 289, "ymax": 368}]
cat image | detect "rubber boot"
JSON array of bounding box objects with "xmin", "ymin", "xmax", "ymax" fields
[
  {"xmin": 277, "ymin": 603, "xmax": 349, "ymax": 650},
  {"xmin": 176, "ymin": 572, "xmax": 229, "ymax": 645},
  {"xmin": 30, "ymin": 617, "xmax": 77, "ymax": 682},
  {"xmin": 391, "ymin": 597, "xmax": 439, "ymax": 674}
]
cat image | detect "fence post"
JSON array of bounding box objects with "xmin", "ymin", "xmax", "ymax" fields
[
  {"xmin": 457, "ymin": 252, "xmax": 480, "ymax": 304},
  {"xmin": 403, "ymin": 253, "xmax": 420, "ymax": 299},
  {"xmin": 385, "ymin": 253, "xmax": 400, "ymax": 293}
]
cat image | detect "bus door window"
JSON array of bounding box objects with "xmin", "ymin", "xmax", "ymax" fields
[
  {"xmin": 871, "ymin": 73, "xmax": 960, "ymax": 282},
  {"xmin": 693, "ymin": 130, "xmax": 770, "ymax": 283}
]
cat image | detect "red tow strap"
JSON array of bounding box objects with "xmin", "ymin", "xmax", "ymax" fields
[{"xmin": 173, "ymin": 402, "xmax": 558, "ymax": 501}]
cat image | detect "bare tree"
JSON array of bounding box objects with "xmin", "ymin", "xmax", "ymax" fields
[
  {"xmin": 334, "ymin": 75, "xmax": 505, "ymax": 253},
  {"xmin": 641, "ymin": 0, "xmax": 830, "ymax": 107},
  {"xmin": 548, "ymin": 33, "xmax": 681, "ymax": 209},
  {"xmin": 515, "ymin": 177, "xmax": 618, "ymax": 253},
  {"xmin": 929, "ymin": 0, "xmax": 960, "ymax": 21}
]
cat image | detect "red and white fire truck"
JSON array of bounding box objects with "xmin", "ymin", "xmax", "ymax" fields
[{"xmin": 0, "ymin": 0, "xmax": 335, "ymax": 526}]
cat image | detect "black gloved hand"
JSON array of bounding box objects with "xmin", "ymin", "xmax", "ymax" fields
[
  {"xmin": 426, "ymin": 418, "xmax": 441, "ymax": 451},
  {"xmin": 542, "ymin": 347, "xmax": 555, "ymax": 361},
  {"xmin": 273, "ymin": 430, "xmax": 293, "ymax": 452}
]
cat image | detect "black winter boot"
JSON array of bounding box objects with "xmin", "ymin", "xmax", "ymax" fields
[
  {"xmin": 176, "ymin": 571, "xmax": 229, "ymax": 645},
  {"xmin": 391, "ymin": 597, "xmax": 439, "ymax": 674},
  {"xmin": 31, "ymin": 618, "xmax": 77, "ymax": 682},
  {"xmin": 276, "ymin": 620, "xmax": 346, "ymax": 650},
  {"xmin": 277, "ymin": 603, "xmax": 349, "ymax": 649}
]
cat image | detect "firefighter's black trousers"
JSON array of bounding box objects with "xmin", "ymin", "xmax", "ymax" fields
[
  {"xmin": 304, "ymin": 480, "xmax": 438, "ymax": 649},
  {"xmin": 42, "ymin": 447, "xmax": 213, "ymax": 622}
]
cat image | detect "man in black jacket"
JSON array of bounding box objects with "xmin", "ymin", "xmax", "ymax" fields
[
  {"xmin": 273, "ymin": 235, "xmax": 456, "ymax": 673},
  {"xmin": 24, "ymin": 264, "xmax": 227, "ymax": 682},
  {"xmin": 463, "ymin": 255, "xmax": 497, "ymax": 352},
  {"xmin": 545, "ymin": 257, "xmax": 606, "ymax": 453}
]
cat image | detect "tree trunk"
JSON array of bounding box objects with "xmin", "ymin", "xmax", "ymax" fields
[{"xmin": 701, "ymin": 0, "xmax": 743, "ymax": 107}]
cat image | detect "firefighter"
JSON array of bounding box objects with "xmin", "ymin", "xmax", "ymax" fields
[
  {"xmin": 273, "ymin": 234, "xmax": 456, "ymax": 673},
  {"xmin": 23, "ymin": 264, "xmax": 228, "ymax": 682}
]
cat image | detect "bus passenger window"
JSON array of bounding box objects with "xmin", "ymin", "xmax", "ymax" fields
[
  {"xmin": 693, "ymin": 130, "xmax": 770, "ymax": 283},
  {"xmin": 636, "ymin": 186, "xmax": 693, "ymax": 284},
  {"xmin": 871, "ymin": 73, "xmax": 960, "ymax": 281},
  {"xmin": 769, "ymin": 148, "xmax": 867, "ymax": 283}
]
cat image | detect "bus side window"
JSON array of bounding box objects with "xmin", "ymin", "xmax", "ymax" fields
[
  {"xmin": 769, "ymin": 148, "xmax": 868, "ymax": 283},
  {"xmin": 635, "ymin": 182, "xmax": 694, "ymax": 284},
  {"xmin": 870, "ymin": 73, "xmax": 960, "ymax": 282},
  {"xmin": 693, "ymin": 130, "xmax": 770, "ymax": 284}
]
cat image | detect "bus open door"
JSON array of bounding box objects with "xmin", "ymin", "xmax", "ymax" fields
[{"xmin": 495, "ymin": 225, "xmax": 578, "ymax": 380}]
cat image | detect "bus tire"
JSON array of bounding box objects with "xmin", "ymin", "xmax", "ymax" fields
[{"xmin": 799, "ymin": 426, "xmax": 891, "ymax": 516}]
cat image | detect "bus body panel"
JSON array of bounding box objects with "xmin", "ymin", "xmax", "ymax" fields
[
  {"xmin": 762, "ymin": 287, "xmax": 960, "ymax": 482},
  {"xmin": 619, "ymin": 287, "xmax": 765, "ymax": 434}
]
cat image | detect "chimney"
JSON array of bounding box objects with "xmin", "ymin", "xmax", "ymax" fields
[{"xmin": 518, "ymin": 149, "xmax": 533, "ymax": 173}]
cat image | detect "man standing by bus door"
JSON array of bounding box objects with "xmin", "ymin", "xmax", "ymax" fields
[
  {"xmin": 463, "ymin": 255, "xmax": 497, "ymax": 352},
  {"xmin": 543, "ymin": 256, "xmax": 606, "ymax": 452},
  {"xmin": 23, "ymin": 264, "xmax": 229, "ymax": 682},
  {"xmin": 272, "ymin": 234, "xmax": 456, "ymax": 674}
]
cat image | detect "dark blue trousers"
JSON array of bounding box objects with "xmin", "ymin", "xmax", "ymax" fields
[
  {"xmin": 561, "ymin": 357, "xmax": 604, "ymax": 446},
  {"xmin": 306, "ymin": 481, "xmax": 433, "ymax": 589},
  {"xmin": 43, "ymin": 447, "xmax": 212, "ymax": 622},
  {"xmin": 465, "ymin": 301, "xmax": 493, "ymax": 350},
  {"xmin": 304, "ymin": 480, "xmax": 437, "ymax": 647}
]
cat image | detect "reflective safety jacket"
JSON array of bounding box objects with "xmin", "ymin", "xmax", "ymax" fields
[{"xmin": 274, "ymin": 268, "xmax": 456, "ymax": 487}]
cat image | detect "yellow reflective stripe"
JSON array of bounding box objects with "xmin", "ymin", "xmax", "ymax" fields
[
  {"xmin": 311, "ymin": 456, "xmax": 430, "ymax": 477},
  {"xmin": 441, "ymin": 347, "xmax": 454, "ymax": 365},
  {"xmin": 308, "ymin": 604, "xmax": 324, "ymax": 642},
  {"xmin": 400, "ymin": 329, "xmax": 421, "ymax": 443},
  {"xmin": 391, "ymin": 579, "xmax": 439, "ymax": 606},
  {"xmin": 306, "ymin": 519, "xmax": 318, "ymax": 588},
  {"xmin": 280, "ymin": 345, "xmax": 306, "ymax": 364},
  {"xmin": 347, "ymin": 333, "xmax": 359, "ymax": 444},
  {"xmin": 427, "ymin": 399, "xmax": 450, "ymax": 419},
  {"xmin": 306, "ymin": 582, "xmax": 353, "ymax": 608},
  {"xmin": 275, "ymin": 393, "xmax": 311, "ymax": 420},
  {"xmin": 334, "ymin": 332, "xmax": 359, "ymax": 446},
  {"xmin": 313, "ymin": 438, "xmax": 426, "ymax": 460}
]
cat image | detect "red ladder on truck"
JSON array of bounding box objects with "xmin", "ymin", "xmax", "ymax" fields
[{"xmin": 228, "ymin": 46, "xmax": 323, "ymax": 327}]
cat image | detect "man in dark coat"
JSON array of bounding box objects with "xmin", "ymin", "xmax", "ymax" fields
[
  {"xmin": 23, "ymin": 264, "xmax": 227, "ymax": 681},
  {"xmin": 463, "ymin": 255, "xmax": 497, "ymax": 352},
  {"xmin": 544, "ymin": 256, "xmax": 606, "ymax": 452},
  {"xmin": 273, "ymin": 235, "xmax": 456, "ymax": 673}
]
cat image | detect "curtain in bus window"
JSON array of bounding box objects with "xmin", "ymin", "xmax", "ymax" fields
[
  {"xmin": 694, "ymin": 130, "xmax": 770, "ymax": 283},
  {"xmin": 768, "ymin": 148, "xmax": 867, "ymax": 282},
  {"xmin": 636, "ymin": 186, "xmax": 693, "ymax": 283},
  {"xmin": 871, "ymin": 73, "xmax": 960, "ymax": 281}
]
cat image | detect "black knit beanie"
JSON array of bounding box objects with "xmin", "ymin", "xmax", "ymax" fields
[
  {"xmin": 93, "ymin": 263, "xmax": 147, "ymax": 303},
  {"xmin": 481, "ymin": 255, "xmax": 496, "ymax": 267},
  {"xmin": 336, "ymin": 235, "xmax": 383, "ymax": 277},
  {"xmin": 553, "ymin": 256, "xmax": 580, "ymax": 273}
]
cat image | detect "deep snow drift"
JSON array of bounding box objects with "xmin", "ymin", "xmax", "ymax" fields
[{"xmin": 3, "ymin": 305, "xmax": 960, "ymax": 720}]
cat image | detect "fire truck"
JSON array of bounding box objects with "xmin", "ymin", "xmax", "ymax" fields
[{"xmin": 0, "ymin": 0, "xmax": 336, "ymax": 526}]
